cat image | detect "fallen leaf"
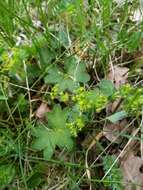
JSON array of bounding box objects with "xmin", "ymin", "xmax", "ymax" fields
[
  {"xmin": 106, "ymin": 99, "xmax": 121, "ymax": 113},
  {"xmin": 81, "ymin": 131, "xmax": 103, "ymax": 148},
  {"xmin": 106, "ymin": 65, "xmax": 129, "ymax": 113},
  {"xmin": 103, "ymin": 120, "xmax": 127, "ymax": 143},
  {"xmin": 104, "ymin": 65, "xmax": 129, "ymax": 142},
  {"xmin": 120, "ymin": 151, "xmax": 143, "ymax": 190},
  {"xmin": 107, "ymin": 65, "xmax": 129, "ymax": 89},
  {"xmin": 108, "ymin": 65, "xmax": 129, "ymax": 105},
  {"xmin": 35, "ymin": 102, "xmax": 51, "ymax": 120}
]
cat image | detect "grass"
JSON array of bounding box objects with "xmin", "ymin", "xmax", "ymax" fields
[{"xmin": 0, "ymin": 0, "xmax": 143, "ymax": 189}]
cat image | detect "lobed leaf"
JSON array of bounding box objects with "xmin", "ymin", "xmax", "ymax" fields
[
  {"xmin": 44, "ymin": 56, "xmax": 90, "ymax": 91},
  {"xmin": 32, "ymin": 105, "xmax": 74, "ymax": 160},
  {"xmin": 98, "ymin": 79, "xmax": 115, "ymax": 97}
]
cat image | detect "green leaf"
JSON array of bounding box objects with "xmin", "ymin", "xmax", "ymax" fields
[
  {"xmin": 0, "ymin": 128, "xmax": 15, "ymax": 156},
  {"xmin": 98, "ymin": 79, "xmax": 115, "ymax": 97},
  {"xmin": 43, "ymin": 143, "xmax": 55, "ymax": 160},
  {"xmin": 59, "ymin": 30, "xmax": 70, "ymax": 48},
  {"xmin": 17, "ymin": 94, "xmax": 28, "ymax": 113},
  {"xmin": 38, "ymin": 47, "xmax": 55, "ymax": 67},
  {"xmin": 0, "ymin": 164, "xmax": 15, "ymax": 189},
  {"xmin": 32, "ymin": 105, "xmax": 74, "ymax": 160},
  {"xmin": 54, "ymin": 128, "xmax": 73, "ymax": 150},
  {"xmin": 27, "ymin": 172, "xmax": 42, "ymax": 189},
  {"xmin": 86, "ymin": 89, "xmax": 100, "ymax": 101},
  {"xmin": 32, "ymin": 130, "xmax": 54, "ymax": 150},
  {"xmin": 47, "ymin": 104, "xmax": 68, "ymax": 129},
  {"xmin": 103, "ymin": 155, "xmax": 123, "ymax": 190},
  {"xmin": 59, "ymin": 78, "xmax": 78, "ymax": 91},
  {"xmin": 0, "ymin": 95, "xmax": 8, "ymax": 100},
  {"xmin": 65, "ymin": 56, "xmax": 90, "ymax": 83},
  {"xmin": 44, "ymin": 56, "xmax": 90, "ymax": 91},
  {"xmin": 44, "ymin": 65, "xmax": 63, "ymax": 84},
  {"xmin": 47, "ymin": 105, "xmax": 73, "ymax": 150},
  {"xmin": 32, "ymin": 126, "xmax": 56, "ymax": 159},
  {"xmin": 75, "ymin": 63, "xmax": 90, "ymax": 83},
  {"xmin": 107, "ymin": 111, "xmax": 127, "ymax": 123},
  {"xmin": 127, "ymin": 32, "xmax": 141, "ymax": 52}
]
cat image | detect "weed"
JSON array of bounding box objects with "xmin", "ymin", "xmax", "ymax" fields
[{"xmin": 0, "ymin": 0, "xmax": 143, "ymax": 189}]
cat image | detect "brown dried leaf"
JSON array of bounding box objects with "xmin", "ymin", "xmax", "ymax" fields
[
  {"xmin": 103, "ymin": 120, "xmax": 127, "ymax": 143},
  {"xmin": 106, "ymin": 99, "xmax": 122, "ymax": 113},
  {"xmin": 106, "ymin": 65, "xmax": 129, "ymax": 113},
  {"xmin": 107, "ymin": 65, "xmax": 129, "ymax": 89},
  {"xmin": 120, "ymin": 151, "xmax": 143, "ymax": 190},
  {"xmin": 35, "ymin": 102, "xmax": 51, "ymax": 120},
  {"xmin": 103, "ymin": 65, "xmax": 129, "ymax": 142}
]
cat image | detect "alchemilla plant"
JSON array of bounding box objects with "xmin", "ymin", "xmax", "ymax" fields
[{"xmin": 0, "ymin": 0, "xmax": 143, "ymax": 189}]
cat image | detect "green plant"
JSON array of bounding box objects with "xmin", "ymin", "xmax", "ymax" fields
[
  {"xmin": 119, "ymin": 84, "xmax": 143, "ymax": 115},
  {"xmin": 44, "ymin": 56, "xmax": 90, "ymax": 91},
  {"xmin": 103, "ymin": 155, "xmax": 123, "ymax": 190},
  {"xmin": 32, "ymin": 78, "xmax": 143, "ymax": 159},
  {"xmin": 0, "ymin": 164, "xmax": 15, "ymax": 189},
  {"xmin": 32, "ymin": 105, "xmax": 74, "ymax": 159},
  {"xmin": 0, "ymin": 0, "xmax": 143, "ymax": 189},
  {"xmin": 0, "ymin": 128, "xmax": 15, "ymax": 156}
]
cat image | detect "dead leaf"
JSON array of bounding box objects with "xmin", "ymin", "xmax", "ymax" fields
[
  {"xmin": 103, "ymin": 120, "xmax": 127, "ymax": 143},
  {"xmin": 106, "ymin": 65, "xmax": 129, "ymax": 113},
  {"xmin": 81, "ymin": 131, "xmax": 103, "ymax": 148},
  {"xmin": 106, "ymin": 99, "xmax": 122, "ymax": 113},
  {"xmin": 120, "ymin": 151, "xmax": 143, "ymax": 190},
  {"xmin": 103, "ymin": 65, "xmax": 129, "ymax": 142},
  {"xmin": 107, "ymin": 65, "xmax": 129, "ymax": 89},
  {"xmin": 35, "ymin": 102, "xmax": 51, "ymax": 120}
]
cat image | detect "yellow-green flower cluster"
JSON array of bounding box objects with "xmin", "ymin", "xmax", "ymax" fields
[
  {"xmin": 50, "ymin": 84, "xmax": 59, "ymax": 100},
  {"xmin": 94, "ymin": 94, "xmax": 108, "ymax": 112},
  {"xmin": 72, "ymin": 87, "xmax": 108, "ymax": 112},
  {"xmin": 122, "ymin": 87, "xmax": 143, "ymax": 114},
  {"xmin": 119, "ymin": 84, "xmax": 133, "ymax": 97},
  {"xmin": 72, "ymin": 87, "xmax": 92, "ymax": 111},
  {"xmin": 50, "ymin": 84, "xmax": 69, "ymax": 102},
  {"xmin": 60, "ymin": 92, "xmax": 69, "ymax": 102},
  {"xmin": 66, "ymin": 117, "xmax": 85, "ymax": 137}
]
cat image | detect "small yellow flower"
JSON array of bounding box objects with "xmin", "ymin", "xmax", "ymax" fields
[{"xmin": 60, "ymin": 92, "xmax": 69, "ymax": 102}]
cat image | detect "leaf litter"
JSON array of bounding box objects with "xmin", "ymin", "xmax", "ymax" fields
[
  {"xmin": 120, "ymin": 151, "xmax": 143, "ymax": 190},
  {"xmin": 102, "ymin": 64, "xmax": 143, "ymax": 189},
  {"xmin": 107, "ymin": 65, "xmax": 129, "ymax": 89},
  {"xmin": 103, "ymin": 65, "xmax": 129, "ymax": 143},
  {"xmin": 35, "ymin": 102, "xmax": 51, "ymax": 121}
]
